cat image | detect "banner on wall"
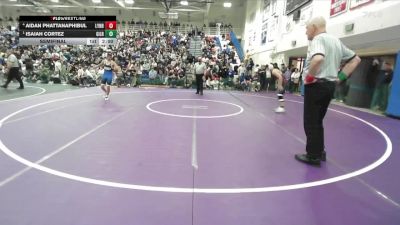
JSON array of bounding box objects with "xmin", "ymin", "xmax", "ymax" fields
[
  {"xmin": 330, "ymin": 0, "xmax": 347, "ymax": 17},
  {"xmin": 285, "ymin": 15, "xmax": 294, "ymax": 33},
  {"xmin": 268, "ymin": 17, "xmax": 278, "ymax": 42},
  {"xmin": 300, "ymin": 5, "xmax": 313, "ymax": 26},
  {"xmin": 262, "ymin": 0, "xmax": 271, "ymax": 22},
  {"xmin": 261, "ymin": 22, "xmax": 268, "ymax": 45},
  {"xmin": 350, "ymin": 0, "xmax": 374, "ymax": 10},
  {"xmin": 252, "ymin": 29, "xmax": 257, "ymax": 46},
  {"xmin": 286, "ymin": 0, "xmax": 312, "ymax": 15},
  {"xmin": 247, "ymin": 28, "xmax": 253, "ymax": 50},
  {"xmin": 270, "ymin": 0, "xmax": 277, "ymax": 16},
  {"xmin": 247, "ymin": 28, "xmax": 257, "ymax": 51},
  {"xmin": 247, "ymin": 12, "xmax": 256, "ymax": 51}
]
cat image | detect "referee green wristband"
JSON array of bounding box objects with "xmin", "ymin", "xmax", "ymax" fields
[{"xmin": 338, "ymin": 71, "xmax": 348, "ymax": 81}]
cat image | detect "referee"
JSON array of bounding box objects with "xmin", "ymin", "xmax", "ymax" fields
[
  {"xmin": 1, "ymin": 48, "xmax": 24, "ymax": 90},
  {"xmin": 194, "ymin": 57, "xmax": 206, "ymax": 95},
  {"xmin": 295, "ymin": 16, "xmax": 361, "ymax": 166}
]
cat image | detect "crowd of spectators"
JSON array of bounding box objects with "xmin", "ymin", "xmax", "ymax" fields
[
  {"xmin": 0, "ymin": 23, "xmax": 296, "ymax": 94},
  {"xmin": 1, "ymin": 24, "xmax": 197, "ymax": 87},
  {"xmin": 0, "ymin": 20, "xmax": 394, "ymax": 114}
]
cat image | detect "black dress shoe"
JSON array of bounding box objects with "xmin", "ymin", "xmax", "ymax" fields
[
  {"xmin": 295, "ymin": 154, "xmax": 321, "ymax": 166},
  {"xmin": 321, "ymin": 151, "xmax": 326, "ymax": 161},
  {"xmin": 1, "ymin": 85, "xmax": 6, "ymax": 88},
  {"xmin": 17, "ymin": 87, "xmax": 24, "ymax": 90}
]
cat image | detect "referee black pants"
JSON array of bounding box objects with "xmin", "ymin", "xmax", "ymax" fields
[
  {"xmin": 195, "ymin": 74, "xmax": 203, "ymax": 94},
  {"xmin": 3, "ymin": 67, "xmax": 24, "ymax": 88},
  {"xmin": 304, "ymin": 81, "xmax": 335, "ymax": 158},
  {"xmin": 260, "ymin": 75, "xmax": 267, "ymax": 91}
]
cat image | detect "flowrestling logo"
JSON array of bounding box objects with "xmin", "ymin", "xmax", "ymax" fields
[{"xmin": 50, "ymin": 16, "xmax": 87, "ymax": 21}]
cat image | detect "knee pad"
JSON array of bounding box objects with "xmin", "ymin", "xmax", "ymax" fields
[{"xmin": 277, "ymin": 92, "xmax": 285, "ymax": 102}]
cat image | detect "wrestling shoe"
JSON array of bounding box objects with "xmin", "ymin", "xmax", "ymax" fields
[{"xmin": 274, "ymin": 107, "xmax": 285, "ymax": 113}]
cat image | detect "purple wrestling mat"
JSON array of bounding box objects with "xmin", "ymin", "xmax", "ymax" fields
[{"xmin": 0, "ymin": 87, "xmax": 399, "ymax": 225}]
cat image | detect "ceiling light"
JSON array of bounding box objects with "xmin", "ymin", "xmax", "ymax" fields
[
  {"xmin": 159, "ymin": 12, "xmax": 178, "ymax": 19},
  {"xmin": 92, "ymin": 0, "xmax": 101, "ymax": 3},
  {"xmin": 125, "ymin": 0, "xmax": 134, "ymax": 4},
  {"xmin": 180, "ymin": 1, "xmax": 188, "ymax": 6},
  {"xmin": 51, "ymin": 0, "xmax": 59, "ymax": 2},
  {"xmin": 223, "ymin": 2, "xmax": 232, "ymax": 8},
  {"xmin": 114, "ymin": 0, "xmax": 125, "ymax": 7},
  {"xmin": 9, "ymin": 0, "xmax": 18, "ymax": 2}
]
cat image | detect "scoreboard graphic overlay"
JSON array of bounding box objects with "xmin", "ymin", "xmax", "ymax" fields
[{"xmin": 19, "ymin": 16, "xmax": 117, "ymax": 45}]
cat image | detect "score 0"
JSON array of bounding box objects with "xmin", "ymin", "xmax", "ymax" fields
[
  {"xmin": 105, "ymin": 30, "xmax": 117, "ymax": 38},
  {"xmin": 105, "ymin": 21, "xmax": 117, "ymax": 30}
]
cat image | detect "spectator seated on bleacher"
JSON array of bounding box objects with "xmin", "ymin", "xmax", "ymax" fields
[
  {"xmin": 205, "ymin": 73, "xmax": 220, "ymax": 90},
  {"xmin": 251, "ymin": 72, "xmax": 260, "ymax": 92},
  {"xmin": 149, "ymin": 67, "xmax": 157, "ymax": 80},
  {"xmin": 167, "ymin": 68, "xmax": 177, "ymax": 88},
  {"xmin": 241, "ymin": 73, "xmax": 252, "ymax": 92}
]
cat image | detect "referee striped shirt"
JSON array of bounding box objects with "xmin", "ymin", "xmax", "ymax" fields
[
  {"xmin": 303, "ymin": 33, "xmax": 356, "ymax": 81},
  {"xmin": 194, "ymin": 62, "xmax": 206, "ymax": 75},
  {"xmin": 7, "ymin": 54, "xmax": 19, "ymax": 68}
]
